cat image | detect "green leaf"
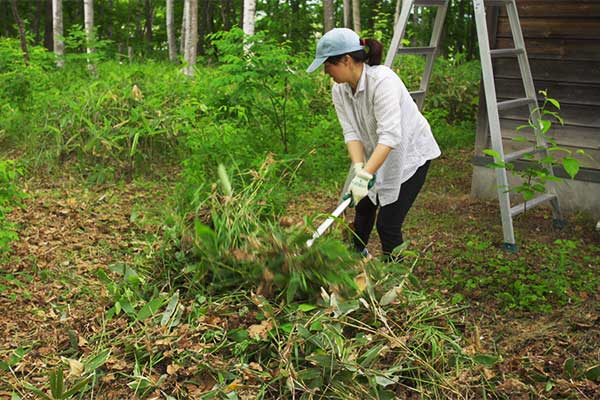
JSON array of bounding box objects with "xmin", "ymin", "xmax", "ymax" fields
[
  {"xmin": 562, "ymin": 157, "xmax": 580, "ymax": 179},
  {"xmin": 84, "ymin": 349, "xmax": 110, "ymax": 374},
  {"xmin": 375, "ymin": 375, "xmax": 398, "ymax": 387},
  {"xmin": 585, "ymin": 365, "xmax": 600, "ymax": 382},
  {"xmin": 547, "ymin": 97, "xmax": 560, "ymax": 110},
  {"xmin": 297, "ymin": 304, "xmax": 317, "ymax": 312},
  {"xmin": 136, "ymin": 297, "xmax": 164, "ymax": 321},
  {"xmin": 473, "ymin": 354, "xmax": 499, "ymax": 366},
  {"xmin": 563, "ymin": 358, "xmax": 575, "ymax": 378},
  {"xmin": 483, "ymin": 149, "xmax": 501, "ymax": 159},
  {"xmin": 161, "ymin": 291, "xmax": 179, "ymax": 326},
  {"xmin": 512, "ymin": 136, "xmax": 530, "ymax": 143}
]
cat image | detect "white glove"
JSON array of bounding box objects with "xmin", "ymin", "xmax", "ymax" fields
[
  {"xmin": 352, "ymin": 162, "xmax": 365, "ymax": 175},
  {"xmin": 348, "ymin": 169, "xmax": 373, "ymax": 207}
]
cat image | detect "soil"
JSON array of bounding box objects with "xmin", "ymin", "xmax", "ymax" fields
[{"xmin": 1, "ymin": 151, "xmax": 599, "ymax": 399}]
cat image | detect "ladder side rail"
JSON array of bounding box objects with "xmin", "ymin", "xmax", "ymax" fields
[
  {"xmin": 385, "ymin": 0, "xmax": 414, "ymax": 67},
  {"xmin": 473, "ymin": 0, "xmax": 516, "ymax": 245},
  {"xmin": 505, "ymin": 0, "xmax": 563, "ymax": 221},
  {"xmin": 417, "ymin": 2, "xmax": 448, "ymax": 109}
]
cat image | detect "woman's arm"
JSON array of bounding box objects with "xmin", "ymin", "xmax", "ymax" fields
[
  {"xmin": 346, "ymin": 140, "xmax": 366, "ymax": 164},
  {"xmin": 364, "ymin": 143, "xmax": 392, "ymax": 175}
]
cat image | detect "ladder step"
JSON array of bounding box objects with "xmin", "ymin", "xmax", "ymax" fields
[
  {"xmin": 497, "ymin": 97, "xmax": 536, "ymax": 112},
  {"xmin": 413, "ymin": 0, "xmax": 447, "ymax": 6},
  {"xmin": 504, "ymin": 146, "xmax": 545, "ymax": 163},
  {"xmin": 410, "ymin": 90, "xmax": 426, "ymax": 99},
  {"xmin": 397, "ymin": 46, "xmax": 437, "ymax": 56},
  {"xmin": 490, "ymin": 48, "xmax": 524, "ymax": 58},
  {"xmin": 510, "ymin": 194, "xmax": 557, "ymax": 217}
]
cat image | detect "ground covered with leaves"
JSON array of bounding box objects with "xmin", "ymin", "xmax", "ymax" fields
[{"xmin": 1, "ymin": 150, "xmax": 598, "ymax": 399}]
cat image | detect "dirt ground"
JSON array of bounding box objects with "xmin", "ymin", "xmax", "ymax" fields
[{"xmin": 1, "ymin": 151, "xmax": 599, "ymax": 399}]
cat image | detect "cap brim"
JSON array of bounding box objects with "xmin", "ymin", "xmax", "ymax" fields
[{"xmin": 306, "ymin": 56, "xmax": 327, "ymax": 73}]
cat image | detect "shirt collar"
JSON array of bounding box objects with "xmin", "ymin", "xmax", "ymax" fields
[{"xmin": 342, "ymin": 63, "xmax": 368, "ymax": 98}]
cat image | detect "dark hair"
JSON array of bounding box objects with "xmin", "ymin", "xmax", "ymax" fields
[{"xmin": 325, "ymin": 38, "xmax": 384, "ymax": 66}]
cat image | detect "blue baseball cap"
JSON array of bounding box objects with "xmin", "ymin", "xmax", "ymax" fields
[{"xmin": 306, "ymin": 28, "xmax": 364, "ymax": 73}]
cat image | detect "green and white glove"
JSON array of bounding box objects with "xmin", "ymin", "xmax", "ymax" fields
[
  {"xmin": 348, "ymin": 168, "xmax": 374, "ymax": 207},
  {"xmin": 352, "ymin": 162, "xmax": 365, "ymax": 175}
]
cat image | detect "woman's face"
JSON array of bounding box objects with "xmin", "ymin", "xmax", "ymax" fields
[{"xmin": 324, "ymin": 55, "xmax": 352, "ymax": 84}]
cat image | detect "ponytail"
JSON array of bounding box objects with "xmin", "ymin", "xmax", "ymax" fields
[{"xmin": 360, "ymin": 38, "xmax": 384, "ymax": 66}]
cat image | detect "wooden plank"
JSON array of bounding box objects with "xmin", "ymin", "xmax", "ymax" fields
[
  {"xmin": 498, "ymin": 2, "xmax": 600, "ymax": 18},
  {"xmin": 493, "ymin": 58, "xmax": 600, "ymax": 84},
  {"xmin": 500, "ymin": 136, "xmax": 600, "ymax": 169},
  {"xmin": 497, "ymin": 17, "xmax": 600, "ymax": 39},
  {"xmin": 500, "ymin": 119, "xmax": 600, "ymax": 150},
  {"xmin": 495, "ymin": 78, "xmax": 600, "ymax": 106},
  {"xmin": 497, "ymin": 102, "xmax": 600, "ymax": 128},
  {"xmin": 496, "ymin": 38, "xmax": 600, "ymax": 61}
]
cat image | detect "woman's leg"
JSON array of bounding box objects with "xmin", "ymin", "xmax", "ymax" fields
[
  {"xmin": 376, "ymin": 161, "xmax": 431, "ymax": 256},
  {"xmin": 353, "ymin": 196, "xmax": 378, "ymax": 252}
]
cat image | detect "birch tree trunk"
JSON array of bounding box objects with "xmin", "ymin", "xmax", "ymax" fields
[
  {"xmin": 242, "ymin": 0, "xmax": 256, "ymax": 36},
  {"xmin": 52, "ymin": 0, "xmax": 64, "ymax": 67},
  {"xmin": 352, "ymin": 0, "xmax": 360, "ymax": 33},
  {"xmin": 166, "ymin": 0, "xmax": 177, "ymax": 61},
  {"xmin": 180, "ymin": 0, "xmax": 187, "ymax": 54},
  {"xmin": 10, "ymin": 0, "xmax": 29, "ymax": 66},
  {"xmin": 84, "ymin": 0, "xmax": 96, "ymax": 73},
  {"xmin": 323, "ymin": 0, "xmax": 334, "ymax": 33},
  {"xmin": 394, "ymin": 0, "xmax": 401, "ymax": 26},
  {"xmin": 183, "ymin": 0, "xmax": 198, "ymax": 77},
  {"xmin": 343, "ymin": 0, "xmax": 350, "ymax": 28}
]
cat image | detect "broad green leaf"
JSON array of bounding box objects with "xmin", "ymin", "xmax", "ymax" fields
[
  {"xmin": 585, "ymin": 365, "xmax": 600, "ymax": 382},
  {"xmin": 547, "ymin": 97, "xmax": 560, "ymax": 109},
  {"xmin": 161, "ymin": 291, "xmax": 180, "ymax": 326},
  {"xmin": 297, "ymin": 304, "xmax": 317, "ymax": 312},
  {"xmin": 84, "ymin": 349, "xmax": 110, "ymax": 374},
  {"xmin": 375, "ymin": 375, "xmax": 398, "ymax": 387},
  {"xmin": 473, "ymin": 354, "xmax": 499, "ymax": 366},
  {"xmin": 512, "ymin": 136, "xmax": 530, "ymax": 143},
  {"xmin": 136, "ymin": 297, "xmax": 164, "ymax": 321},
  {"xmin": 483, "ymin": 149, "xmax": 501, "ymax": 159},
  {"xmin": 563, "ymin": 358, "xmax": 575, "ymax": 378},
  {"xmin": 562, "ymin": 157, "xmax": 580, "ymax": 179}
]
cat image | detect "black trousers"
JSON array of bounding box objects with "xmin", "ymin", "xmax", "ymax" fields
[{"xmin": 353, "ymin": 160, "xmax": 431, "ymax": 256}]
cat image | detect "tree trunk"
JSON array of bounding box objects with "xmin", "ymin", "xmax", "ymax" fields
[
  {"xmin": 183, "ymin": 0, "xmax": 198, "ymax": 77},
  {"xmin": 242, "ymin": 0, "xmax": 256, "ymax": 35},
  {"xmin": 323, "ymin": 0, "xmax": 334, "ymax": 33},
  {"xmin": 84, "ymin": 0, "xmax": 96, "ymax": 73},
  {"xmin": 198, "ymin": 0, "xmax": 207, "ymax": 55},
  {"xmin": 220, "ymin": 0, "xmax": 231, "ymax": 31},
  {"xmin": 180, "ymin": 0, "xmax": 187, "ymax": 54},
  {"xmin": 44, "ymin": 0, "xmax": 53, "ymax": 50},
  {"xmin": 106, "ymin": 0, "xmax": 113, "ymax": 40},
  {"xmin": 393, "ymin": 0, "xmax": 400, "ymax": 26},
  {"xmin": 166, "ymin": 0, "xmax": 177, "ymax": 61},
  {"xmin": 52, "ymin": 0, "xmax": 64, "ymax": 67},
  {"xmin": 352, "ymin": 0, "xmax": 360, "ymax": 33},
  {"xmin": 33, "ymin": 0, "xmax": 43, "ymax": 44},
  {"xmin": 144, "ymin": 0, "xmax": 154, "ymax": 49},
  {"xmin": 10, "ymin": 0, "xmax": 29, "ymax": 66},
  {"xmin": 343, "ymin": 0, "xmax": 350, "ymax": 28}
]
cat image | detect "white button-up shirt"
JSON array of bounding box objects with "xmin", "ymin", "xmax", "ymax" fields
[{"xmin": 332, "ymin": 64, "xmax": 441, "ymax": 206}]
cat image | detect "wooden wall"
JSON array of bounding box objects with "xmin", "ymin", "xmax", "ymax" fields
[{"xmin": 474, "ymin": 0, "xmax": 600, "ymax": 175}]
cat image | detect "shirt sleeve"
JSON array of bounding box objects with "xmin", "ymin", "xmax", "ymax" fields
[
  {"xmin": 373, "ymin": 76, "xmax": 403, "ymax": 149},
  {"xmin": 332, "ymin": 86, "xmax": 361, "ymax": 143}
]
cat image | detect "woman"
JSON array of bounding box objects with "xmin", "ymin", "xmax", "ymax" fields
[{"xmin": 307, "ymin": 28, "xmax": 441, "ymax": 259}]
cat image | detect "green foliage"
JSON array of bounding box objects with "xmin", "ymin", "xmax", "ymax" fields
[
  {"xmin": 0, "ymin": 159, "xmax": 24, "ymax": 255},
  {"xmin": 485, "ymin": 91, "xmax": 588, "ymax": 203},
  {"xmin": 438, "ymin": 236, "xmax": 600, "ymax": 312},
  {"xmin": 164, "ymin": 158, "xmax": 359, "ymax": 303}
]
